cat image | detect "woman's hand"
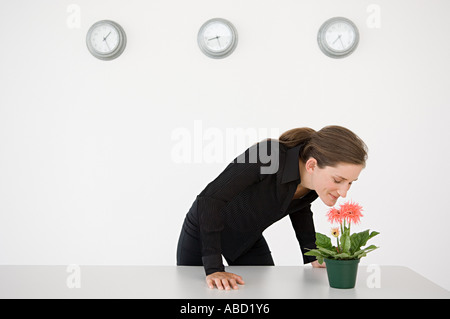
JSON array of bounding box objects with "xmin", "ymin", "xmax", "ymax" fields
[
  {"xmin": 311, "ymin": 260, "xmax": 326, "ymax": 268},
  {"xmin": 206, "ymin": 272, "xmax": 245, "ymax": 290}
]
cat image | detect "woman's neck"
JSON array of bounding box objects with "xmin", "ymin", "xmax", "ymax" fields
[
  {"xmin": 298, "ymin": 159, "xmax": 312, "ymax": 190},
  {"xmin": 292, "ymin": 185, "xmax": 310, "ymax": 199}
]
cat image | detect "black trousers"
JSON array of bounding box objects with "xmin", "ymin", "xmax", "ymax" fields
[{"xmin": 176, "ymin": 226, "xmax": 275, "ymax": 268}]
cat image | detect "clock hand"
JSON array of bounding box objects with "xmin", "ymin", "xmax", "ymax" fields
[
  {"xmin": 102, "ymin": 31, "xmax": 113, "ymax": 51},
  {"xmin": 103, "ymin": 39, "xmax": 111, "ymax": 51},
  {"xmin": 103, "ymin": 31, "xmax": 112, "ymax": 41},
  {"xmin": 207, "ymin": 36, "xmax": 219, "ymax": 42},
  {"xmin": 339, "ymin": 37, "xmax": 345, "ymax": 49},
  {"xmin": 332, "ymin": 34, "xmax": 341, "ymax": 45}
]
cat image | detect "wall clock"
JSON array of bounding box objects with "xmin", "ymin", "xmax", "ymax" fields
[
  {"xmin": 317, "ymin": 17, "xmax": 359, "ymax": 59},
  {"xmin": 197, "ymin": 18, "xmax": 238, "ymax": 59},
  {"xmin": 86, "ymin": 20, "xmax": 127, "ymax": 61}
]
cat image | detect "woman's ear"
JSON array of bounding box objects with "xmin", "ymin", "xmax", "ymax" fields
[{"xmin": 305, "ymin": 157, "xmax": 318, "ymax": 173}]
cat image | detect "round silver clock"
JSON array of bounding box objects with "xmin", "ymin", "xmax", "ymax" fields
[
  {"xmin": 317, "ymin": 17, "xmax": 359, "ymax": 59},
  {"xmin": 197, "ymin": 18, "xmax": 238, "ymax": 59},
  {"xmin": 86, "ymin": 20, "xmax": 127, "ymax": 61}
]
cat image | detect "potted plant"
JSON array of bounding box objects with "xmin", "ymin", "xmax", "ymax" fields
[{"xmin": 305, "ymin": 201, "xmax": 380, "ymax": 289}]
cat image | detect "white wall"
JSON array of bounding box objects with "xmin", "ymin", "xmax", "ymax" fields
[{"xmin": 1, "ymin": 0, "xmax": 450, "ymax": 291}]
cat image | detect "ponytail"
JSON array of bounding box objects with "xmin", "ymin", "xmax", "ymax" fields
[
  {"xmin": 279, "ymin": 125, "xmax": 368, "ymax": 168},
  {"xmin": 278, "ymin": 127, "xmax": 316, "ymax": 148}
]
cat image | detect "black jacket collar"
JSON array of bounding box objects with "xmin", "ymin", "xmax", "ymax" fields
[{"xmin": 281, "ymin": 144, "xmax": 302, "ymax": 184}]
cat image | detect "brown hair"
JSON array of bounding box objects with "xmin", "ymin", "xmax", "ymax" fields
[{"xmin": 279, "ymin": 125, "xmax": 368, "ymax": 168}]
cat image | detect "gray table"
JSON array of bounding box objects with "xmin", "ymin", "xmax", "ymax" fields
[{"xmin": 0, "ymin": 265, "xmax": 448, "ymax": 299}]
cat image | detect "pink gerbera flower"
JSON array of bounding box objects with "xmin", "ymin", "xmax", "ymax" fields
[
  {"xmin": 326, "ymin": 207, "xmax": 344, "ymax": 224},
  {"xmin": 339, "ymin": 201, "xmax": 364, "ymax": 224}
]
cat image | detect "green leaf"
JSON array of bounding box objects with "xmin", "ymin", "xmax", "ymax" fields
[
  {"xmin": 304, "ymin": 249, "xmax": 320, "ymax": 256},
  {"xmin": 340, "ymin": 229, "xmax": 351, "ymax": 254},
  {"xmin": 315, "ymin": 232, "xmax": 333, "ymax": 250},
  {"xmin": 304, "ymin": 249, "xmax": 324, "ymax": 257},
  {"xmin": 369, "ymin": 231, "xmax": 380, "ymax": 240},
  {"xmin": 317, "ymin": 255, "xmax": 324, "ymax": 264},
  {"xmin": 304, "ymin": 249, "xmax": 326, "ymax": 264},
  {"xmin": 334, "ymin": 253, "xmax": 351, "ymax": 259},
  {"xmin": 350, "ymin": 230, "xmax": 370, "ymax": 254},
  {"xmin": 353, "ymin": 245, "xmax": 379, "ymax": 258},
  {"xmin": 362, "ymin": 244, "xmax": 378, "ymax": 253},
  {"xmin": 318, "ymin": 246, "xmax": 337, "ymax": 257}
]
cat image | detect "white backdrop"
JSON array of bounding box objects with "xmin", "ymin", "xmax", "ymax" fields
[{"xmin": 1, "ymin": 0, "xmax": 450, "ymax": 291}]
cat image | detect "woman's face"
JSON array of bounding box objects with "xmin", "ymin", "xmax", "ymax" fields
[{"xmin": 307, "ymin": 161, "xmax": 364, "ymax": 207}]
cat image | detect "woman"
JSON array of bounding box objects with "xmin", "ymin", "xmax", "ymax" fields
[{"xmin": 176, "ymin": 125, "xmax": 368, "ymax": 290}]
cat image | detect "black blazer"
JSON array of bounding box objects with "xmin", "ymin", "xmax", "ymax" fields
[{"xmin": 184, "ymin": 140, "xmax": 318, "ymax": 275}]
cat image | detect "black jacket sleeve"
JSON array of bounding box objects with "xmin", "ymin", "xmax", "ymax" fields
[
  {"xmin": 197, "ymin": 142, "xmax": 276, "ymax": 275},
  {"xmin": 289, "ymin": 204, "xmax": 317, "ymax": 264}
]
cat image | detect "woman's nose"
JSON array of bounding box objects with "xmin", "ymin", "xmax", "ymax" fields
[{"xmin": 337, "ymin": 186, "xmax": 348, "ymax": 198}]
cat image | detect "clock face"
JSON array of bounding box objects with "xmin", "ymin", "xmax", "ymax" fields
[
  {"xmin": 86, "ymin": 20, "xmax": 126, "ymax": 60},
  {"xmin": 202, "ymin": 21, "xmax": 233, "ymax": 52},
  {"xmin": 198, "ymin": 18, "xmax": 238, "ymax": 59},
  {"xmin": 318, "ymin": 17, "xmax": 359, "ymax": 58},
  {"xmin": 324, "ymin": 21, "xmax": 356, "ymax": 52},
  {"xmin": 89, "ymin": 23, "xmax": 120, "ymax": 54}
]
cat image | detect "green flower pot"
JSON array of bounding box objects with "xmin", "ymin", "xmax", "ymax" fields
[{"xmin": 324, "ymin": 258, "xmax": 360, "ymax": 289}]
